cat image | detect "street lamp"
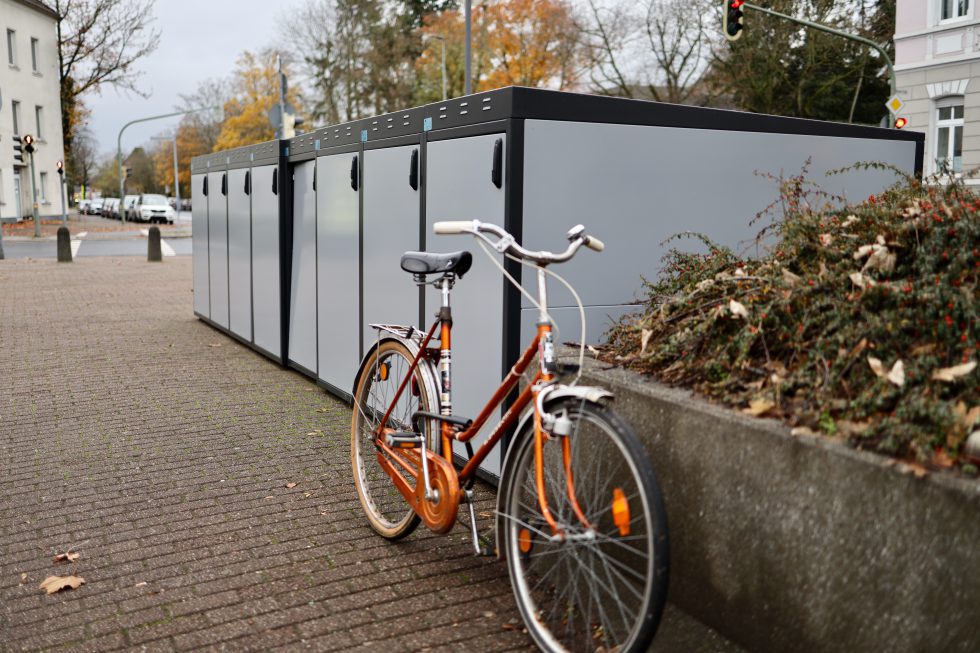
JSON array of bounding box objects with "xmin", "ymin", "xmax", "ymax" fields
[
  {"xmin": 422, "ymin": 34, "xmax": 447, "ymax": 101},
  {"xmin": 464, "ymin": 0, "xmax": 472, "ymax": 95},
  {"xmin": 151, "ymin": 133, "xmax": 182, "ymax": 222}
]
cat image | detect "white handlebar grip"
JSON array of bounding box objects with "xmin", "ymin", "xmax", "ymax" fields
[
  {"xmin": 585, "ymin": 235, "xmax": 605, "ymax": 252},
  {"xmin": 433, "ymin": 220, "xmax": 476, "ymax": 235}
]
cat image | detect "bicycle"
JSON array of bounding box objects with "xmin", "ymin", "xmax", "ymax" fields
[{"xmin": 350, "ymin": 220, "xmax": 669, "ymax": 653}]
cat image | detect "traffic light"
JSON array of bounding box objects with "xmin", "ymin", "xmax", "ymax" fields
[
  {"xmin": 13, "ymin": 136, "xmax": 23, "ymax": 163},
  {"xmin": 894, "ymin": 117, "xmax": 908, "ymax": 129},
  {"xmin": 23, "ymin": 134, "xmax": 35, "ymax": 154},
  {"xmin": 724, "ymin": 0, "xmax": 745, "ymax": 41},
  {"xmin": 56, "ymin": 160, "xmax": 64, "ymax": 176},
  {"xmin": 124, "ymin": 167, "xmax": 132, "ymax": 179}
]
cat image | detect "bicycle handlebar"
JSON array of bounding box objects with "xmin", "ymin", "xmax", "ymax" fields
[{"xmin": 433, "ymin": 220, "xmax": 602, "ymax": 265}]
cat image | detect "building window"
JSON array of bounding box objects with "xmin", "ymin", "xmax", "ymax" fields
[
  {"xmin": 35, "ymin": 105, "xmax": 43, "ymax": 139},
  {"xmin": 12, "ymin": 100, "xmax": 21, "ymax": 135},
  {"xmin": 6, "ymin": 29, "xmax": 15, "ymax": 66},
  {"xmin": 39, "ymin": 172, "xmax": 48, "ymax": 202},
  {"xmin": 935, "ymin": 99, "xmax": 964, "ymax": 173},
  {"xmin": 941, "ymin": 0, "xmax": 971, "ymax": 20},
  {"xmin": 30, "ymin": 38, "xmax": 38, "ymax": 72}
]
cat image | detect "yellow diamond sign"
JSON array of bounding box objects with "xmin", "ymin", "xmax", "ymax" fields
[{"xmin": 886, "ymin": 95, "xmax": 905, "ymax": 116}]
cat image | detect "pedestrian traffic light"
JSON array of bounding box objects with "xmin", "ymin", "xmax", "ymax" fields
[
  {"xmin": 13, "ymin": 136, "xmax": 24, "ymax": 163},
  {"xmin": 724, "ymin": 0, "xmax": 745, "ymax": 41},
  {"xmin": 23, "ymin": 134, "xmax": 35, "ymax": 154},
  {"xmin": 56, "ymin": 160, "xmax": 64, "ymax": 175},
  {"xmin": 894, "ymin": 117, "xmax": 908, "ymax": 129}
]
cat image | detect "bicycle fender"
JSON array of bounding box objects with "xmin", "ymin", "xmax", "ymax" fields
[
  {"xmin": 494, "ymin": 385, "xmax": 614, "ymax": 559},
  {"xmin": 350, "ymin": 332, "xmax": 440, "ymax": 409}
]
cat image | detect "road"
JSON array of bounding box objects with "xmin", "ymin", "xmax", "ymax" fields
[{"xmin": 1, "ymin": 230, "xmax": 191, "ymax": 259}]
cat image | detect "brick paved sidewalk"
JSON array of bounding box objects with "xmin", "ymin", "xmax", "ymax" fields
[{"xmin": 0, "ymin": 257, "xmax": 743, "ymax": 652}]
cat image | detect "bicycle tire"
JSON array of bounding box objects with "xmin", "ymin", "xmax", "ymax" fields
[
  {"xmin": 351, "ymin": 339, "xmax": 437, "ymax": 540},
  {"xmin": 500, "ymin": 397, "xmax": 669, "ymax": 653}
]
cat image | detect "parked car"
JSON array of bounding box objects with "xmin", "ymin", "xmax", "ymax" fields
[
  {"xmin": 104, "ymin": 198, "xmax": 121, "ymax": 219},
  {"xmin": 123, "ymin": 195, "xmax": 139, "ymax": 221},
  {"xmin": 88, "ymin": 198, "xmax": 105, "ymax": 216},
  {"xmin": 134, "ymin": 194, "xmax": 176, "ymax": 224},
  {"xmin": 77, "ymin": 199, "xmax": 91, "ymax": 214}
]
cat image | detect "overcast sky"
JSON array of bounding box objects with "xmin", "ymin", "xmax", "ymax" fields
[{"xmin": 85, "ymin": 0, "xmax": 304, "ymax": 159}]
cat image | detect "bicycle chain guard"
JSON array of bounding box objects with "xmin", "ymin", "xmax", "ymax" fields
[{"xmin": 377, "ymin": 443, "xmax": 461, "ymax": 534}]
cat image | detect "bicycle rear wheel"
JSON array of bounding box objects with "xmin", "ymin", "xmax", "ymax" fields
[
  {"xmin": 351, "ymin": 339, "xmax": 437, "ymax": 539},
  {"xmin": 500, "ymin": 398, "xmax": 669, "ymax": 653}
]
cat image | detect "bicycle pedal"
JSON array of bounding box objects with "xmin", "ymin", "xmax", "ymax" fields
[{"xmin": 385, "ymin": 431, "xmax": 423, "ymax": 449}]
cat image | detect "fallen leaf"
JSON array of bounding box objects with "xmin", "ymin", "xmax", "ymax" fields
[
  {"xmin": 887, "ymin": 360, "xmax": 905, "ymax": 387},
  {"xmin": 910, "ymin": 343, "xmax": 938, "ymax": 356},
  {"xmin": 836, "ymin": 420, "xmax": 872, "ymax": 437},
  {"xmin": 932, "ymin": 449, "xmax": 956, "ymax": 469},
  {"xmin": 781, "ymin": 268, "xmax": 801, "ymax": 286},
  {"xmin": 867, "ymin": 357, "xmax": 885, "ymax": 378},
  {"xmin": 862, "ymin": 247, "xmax": 896, "ymax": 274},
  {"xmin": 303, "ymin": 492, "xmax": 313, "ymax": 498},
  {"xmin": 931, "ymin": 360, "xmax": 977, "ymax": 383},
  {"xmin": 135, "ymin": 581, "xmax": 148, "ymax": 587},
  {"xmin": 20, "ymin": 573, "xmax": 27, "ymax": 583},
  {"xmin": 315, "ymin": 408, "xmax": 329, "ymax": 413},
  {"xmin": 285, "ymin": 482, "xmax": 297, "ymax": 489},
  {"xmin": 208, "ymin": 343, "xmax": 222, "ymax": 348},
  {"xmin": 729, "ymin": 300, "xmax": 748, "ymax": 319},
  {"xmin": 52, "ymin": 552, "xmax": 80, "ymax": 564},
  {"xmin": 587, "ymin": 345, "xmax": 599, "ymax": 357},
  {"xmin": 39, "ymin": 575, "xmax": 85, "ymax": 594},
  {"xmin": 742, "ymin": 399, "xmax": 775, "ymax": 416},
  {"xmin": 842, "ymin": 214, "xmax": 859, "ymax": 228},
  {"xmin": 818, "ymin": 262, "xmax": 828, "ymax": 279},
  {"xmin": 791, "ymin": 426, "xmax": 819, "ymax": 437},
  {"xmin": 639, "ymin": 329, "xmax": 653, "ymax": 355},
  {"xmin": 896, "ymin": 462, "xmax": 928, "ymax": 479},
  {"xmin": 849, "ymin": 272, "xmax": 875, "ymax": 288},
  {"xmin": 501, "ymin": 622, "xmax": 521, "ymax": 631}
]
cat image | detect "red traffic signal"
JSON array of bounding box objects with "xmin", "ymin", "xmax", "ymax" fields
[
  {"xmin": 56, "ymin": 160, "xmax": 65, "ymax": 175},
  {"xmin": 894, "ymin": 117, "xmax": 908, "ymax": 129},
  {"xmin": 23, "ymin": 134, "xmax": 35, "ymax": 153},
  {"xmin": 724, "ymin": 0, "xmax": 745, "ymax": 41}
]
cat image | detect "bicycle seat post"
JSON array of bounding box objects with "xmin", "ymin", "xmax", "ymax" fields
[{"xmin": 438, "ymin": 276, "xmax": 453, "ymax": 423}]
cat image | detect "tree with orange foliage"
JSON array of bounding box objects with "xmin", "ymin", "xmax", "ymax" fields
[
  {"xmin": 417, "ymin": 0, "xmax": 583, "ymax": 102},
  {"xmin": 214, "ymin": 50, "xmax": 303, "ymax": 152}
]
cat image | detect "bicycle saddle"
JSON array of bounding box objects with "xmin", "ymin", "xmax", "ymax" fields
[{"xmin": 400, "ymin": 250, "xmax": 472, "ymax": 278}]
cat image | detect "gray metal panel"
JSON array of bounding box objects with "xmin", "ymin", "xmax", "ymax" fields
[
  {"xmin": 425, "ymin": 133, "xmax": 506, "ymax": 478},
  {"xmin": 207, "ymin": 171, "xmax": 229, "ymax": 328},
  {"xmin": 288, "ymin": 161, "xmax": 317, "ymax": 373},
  {"xmin": 520, "ymin": 118, "xmax": 920, "ymax": 316},
  {"xmin": 251, "ymin": 165, "xmax": 280, "ymax": 357},
  {"xmin": 316, "ymin": 152, "xmax": 360, "ymax": 393},
  {"xmin": 192, "ymin": 173, "xmax": 209, "ymax": 317},
  {"xmin": 227, "ymin": 168, "xmax": 252, "ymax": 341},
  {"xmin": 362, "ymin": 145, "xmax": 421, "ymax": 353}
]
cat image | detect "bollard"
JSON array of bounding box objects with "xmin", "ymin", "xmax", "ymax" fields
[
  {"xmin": 56, "ymin": 227, "xmax": 72, "ymax": 262},
  {"xmin": 147, "ymin": 226, "xmax": 162, "ymax": 262}
]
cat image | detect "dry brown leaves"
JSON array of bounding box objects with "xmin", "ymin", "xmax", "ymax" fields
[
  {"xmin": 742, "ymin": 398, "xmax": 776, "ymax": 417},
  {"xmin": 39, "ymin": 575, "xmax": 85, "ymax": 594},
  {"xmin": 52, "ymin": 551, "xmax": 80, "ymax": 564},
  {"xmin": 931, "ymin": 360, "xmax": 977, "ymax": 383},
  {"xmin": 285, "ymin": 482, "xmax": 297, "ymax": 489}
]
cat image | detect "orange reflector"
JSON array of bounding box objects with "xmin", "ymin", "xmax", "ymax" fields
[
  {"xmin": 379, "ymin": 362, "xmax": 389, "ymax": 381},
  {"xmin": 612, "ymin": 488, "xmax": 630, "ymax": 537},
  {"xmin": 518, "ymin": 528, "xmax": 532, "ymax": 553}
]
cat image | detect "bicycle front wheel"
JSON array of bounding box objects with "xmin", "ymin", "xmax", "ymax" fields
[
  {"xmin": 351, "ymin": 339, "xmax": 437, "ymax": 540},
  {"xmin": 501, "ymin": 398, "xmax": 669, "ymax": 653}
]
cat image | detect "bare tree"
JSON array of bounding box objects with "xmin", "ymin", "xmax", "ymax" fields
[
  {"xmin": 51, "ymin": 0, "xmax": 161, "ymax": 153},
  {"xmin": 582, "ymin": 0, "xmax": 718, "ymax": 105},
  {"xmin": 177, "ymin": 78, "xmax": 230, "ymax": 151},
  {"xmin": 67, "ymin": 127, "xmax": 98, "ymax": 198}
]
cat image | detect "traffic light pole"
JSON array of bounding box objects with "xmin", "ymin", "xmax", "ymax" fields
[
  {"xmin": 117, "ymin": 106, "xmax": 219, "ymax": 225},
  {"xmin": 741, "ymin": 2, "xmax": 896, "ymax": 96},
  {"xmin": 28, "ymin": 149, "xmax": 40, "ymax": 238}
]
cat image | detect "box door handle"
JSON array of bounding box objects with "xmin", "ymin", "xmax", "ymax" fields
[
  {"xmin": 272, "ymin": 168, "xmax": 278, "ymax": 195},
  {"xmin": 313, "ymin": 165, "xmax": 317, "ymax": 191},
  {"xmin": 244, "ymin": 170, "xmax": 251, "ymax": 196},
  {"xmin": 409, "ymin": 148, "xmax": 419, "ymax": 191},
  {"xmin": 203, "ymin": 175, "xmax": 208, "ymax": 197},
  {"xmin": 221, "ymin": 172, "xmax": 227, "ymax": 196},
  {"xmin": 491, "ymin": 138, "xmax": 503, "ymax": 188},
  {"xmin": 350, "ymin": 155, "xmax": 359, "ymax": 191}
]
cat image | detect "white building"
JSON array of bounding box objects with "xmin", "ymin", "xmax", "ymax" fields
[
  {"xmin": 0, "ymin": 0, "xmax": 64, "ymax": 222},
  {"xmin": 895, "ymin": 0, "xmax": 980, "ymax": 181}
]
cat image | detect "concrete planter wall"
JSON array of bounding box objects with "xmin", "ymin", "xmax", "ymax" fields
[{"xmin": 579, "ymin": 361, "xmax": 980, "ymax": 653}]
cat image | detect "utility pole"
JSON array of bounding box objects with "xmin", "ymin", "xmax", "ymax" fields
[
  {"xmin": 117, "ymin": 106, "xmax": 219, "ymax": 224},
  {"xmin": 464, "ymin": 0, "xmax": 472, "ymax": 95}
]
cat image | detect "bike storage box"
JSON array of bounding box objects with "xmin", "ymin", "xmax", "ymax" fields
[
  {"xmin": 191, "ymin": 140, "xmax": 290, "ymax": 362},
  {"xmin": 192, "ymin": 86, "xmax": 924, "ymax": 480}
]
